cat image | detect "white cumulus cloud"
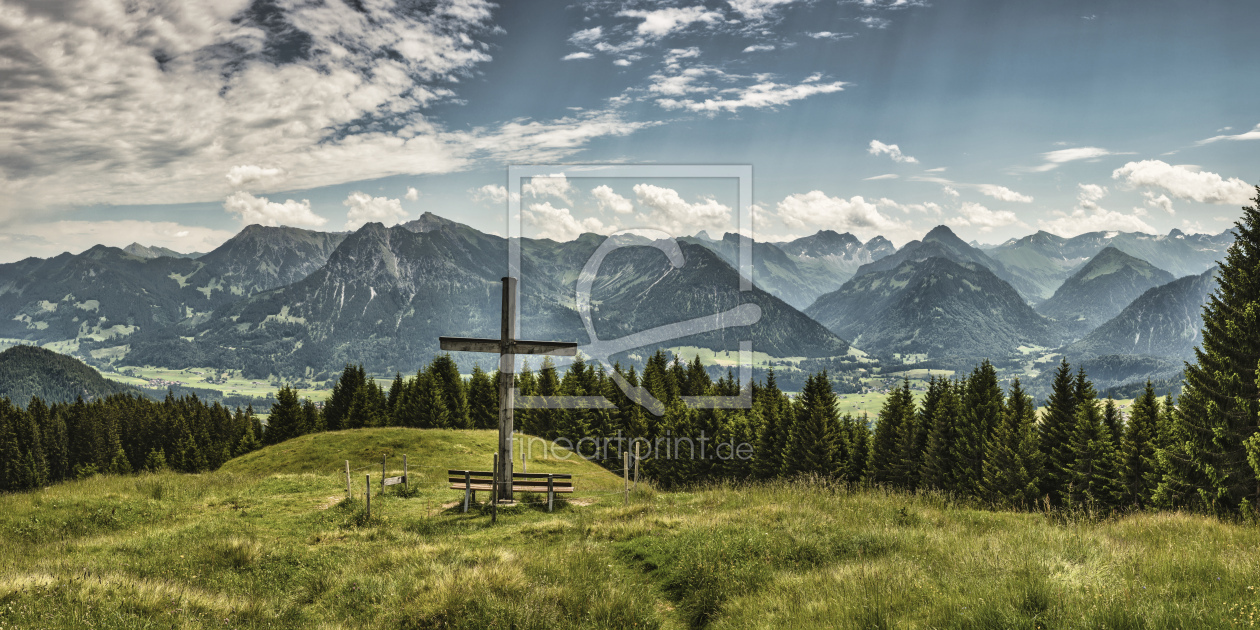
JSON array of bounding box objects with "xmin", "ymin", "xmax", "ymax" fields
[
  {"xmin": 563, "ymin": 52, "xmax": 595, "ymax": 61},
  {"xmin": 975, "ymin": 184, "xmax": 1033, "ymax": 203},
  {"xmin": 1195, "ymin": 123, "xmax": 1260, "ymax": 145},
  {"xmin": 226, "ymin": 165, "xmax": 285, "ymax": 189},
  {"xmin": 523, "ymin": 202, "xmax": 614, "ymax": 241},
  {"xmin": 776, "ymin": 191, "xmax": 904, "ymax": 231},
  {"xmin": 949, "ymin": 202, "xmax": 1020, "ymax": 232},
  {"xmin": 728, "ymin": 0, "xmax": 799, "ymax": 20},
  {"xmin": 1143, "ymin": 191, "xmax": 1174, "ymax": 215},
  {"xmin": 658, "ymin": 77, "xmax": 846, "ymax": 113},
  {"xmin": 1037, "ymin": 183, "xmax": 1155, "ymax": 237},
  {"xmin": 343, "ymin": 192, "xmax": 409, "ymax": 230},
  {"xmin": 570, "ymin": 26, "xmax": 603, "ymax": 44},
  {"xmin": 1030, "ymin": 147, "xmax": 1126, "ymax": 172},
  {"xmin": 405, "ymin": 187, "xmax": 420, "ymax": 201},
  {"xmin": 617, "ymin": 6, "xmax": 724, "ymax": 38},
  {"xmin": 523, "ymin": 175, "xmax": 573, "ymax": 203},
  {"xmin": 743, "ymin": 44, "xmax": 776, "ymax": 52},
  {"xmin": 472, "ymin": 184, "xmax": 510, "ymax": 205},
  {"xmin": 592, "ymin": 185, "xmax": 635, "ymax": 214},
  {"xmin": 1111, "ymin": 160, "xmax": 1253, "ymax": 205},
  {"xmin": 633, "ymin": 184, "xmax": 732, "ymax": 236},
  {"xmin": 223, "ymin": 192, "xmax": 327, "ymax": 228},
  {"xmin": 868, "ymin": 140, "xmax": 918, "ymax": 164}
]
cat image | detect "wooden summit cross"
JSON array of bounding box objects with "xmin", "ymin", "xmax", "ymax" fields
[{"xmin": 438, "ymin": 277, "xmax": 577, "ymax": 502}]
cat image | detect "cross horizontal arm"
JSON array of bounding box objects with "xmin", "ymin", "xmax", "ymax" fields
[
  {"xmin": 439, "ymin": 337, "xmax": 499, "ymax": 353},
  {"xmin": 439, "ymin": 336, "xmax": 579, "ymax": 356},
  {"xmin": 512, "ymin": 340, "xmax": 578, "ymax": 356}
]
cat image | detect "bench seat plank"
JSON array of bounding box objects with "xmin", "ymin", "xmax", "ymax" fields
[{"xmin": 448, "ymin": 483, "xmax": 575, "ymax": 493}]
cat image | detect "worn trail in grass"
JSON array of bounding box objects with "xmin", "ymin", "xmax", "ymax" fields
[{"xmin": 2, "ymin": 428, "xmax": 1259, "ymax": 629}]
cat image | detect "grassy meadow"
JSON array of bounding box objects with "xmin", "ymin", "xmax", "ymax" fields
[{"xmin": 2, "ymin": 428, "xmax": 1259, "ymax": 629}]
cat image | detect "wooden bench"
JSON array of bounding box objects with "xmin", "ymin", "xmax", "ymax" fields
[{"xmin": 448, "ymin": 470, "xmax": 574, "ymax": 513}]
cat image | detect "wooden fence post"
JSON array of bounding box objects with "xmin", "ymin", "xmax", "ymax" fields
[
  {"xmin": 623, "ymin": 452, "xmax": 629, "ymax": 506},
  {"xmin": 345, "ymin": 460, "xmax": 351, "ymax": 498},
  {"xmin": 365, "ymin": 474, "xmax": 371, "ymax": 520},
  {"xmin": 521, "ymin": 434, "xmax": 527, "ymax": 474},
  {"xmin": 403, "ymin": 455, "xmax": 408, "ymax": 494},
  {"xmin": 491, "ymin": 453, "xmax": 499, "ymax": 524},
  {"xmin": 634, "ymin": 442, "xmax": 640, "ymax": 486}
]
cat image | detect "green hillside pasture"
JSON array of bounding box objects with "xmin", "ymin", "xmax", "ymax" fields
[
  {"xmin": 3, "ymin": 430, "xmax": 1260, "ymax": 628},
  {"xmin": 220, "ymin": 428, "xmax": 626, "ymax": 493}
]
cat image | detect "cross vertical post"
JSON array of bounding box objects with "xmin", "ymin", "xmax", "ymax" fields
[
  {"xmin": 498, "ymin": 277, "xmax": 516, "ymax": 502},
  {"xmin": 438, "ymin": 276, "xmax": 578, "ymax": 509}
]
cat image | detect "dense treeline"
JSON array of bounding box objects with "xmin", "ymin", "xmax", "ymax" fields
[{"xmin": 0, "ymin": 392, "xmax": 264, "ymax": 492}]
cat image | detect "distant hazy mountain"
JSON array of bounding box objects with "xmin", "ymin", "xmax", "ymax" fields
[
  {"xmin": 988, "ymin": 228, "xmax": 1232, "ymax": 302},
  {"xmin": 0, "ymin": 225, "xmax": 349, "ymax": 348},
  {"xmin": 685, "ymin": 230, "xmax": 892, "ymax": 311},
  {"xmin": 122, "ymin": 243, "xmax": 201, "ymax": 259},
  {"xmin": 772, "ymin": 230, "xmax": 896, "ymax": 293},
  {"xmin": 1065, "ymin": 267, "xmax": 1218, "ymax": 360},
  {"xmin": 1035, "ymin": 247, "xmax": 1175, "ymax": 337},
  {"xmin": 0, "ymin": 345, "xmax": 137, "ymax": 404},
  {"xmin": 684, "ymin": 230, "xmax": 895, "ymax": 310},
  {"xmin": 0, "ymin": 245, "xmax": 230, "ymax": 344},
  {"xmin": 843, "ymin": 225, "xmax": 1042, "ymax": 302},
  {"xmin": 805, "ymin": 256, "xmax": 1057, "ymax": 359},
  {"xmin": 128, "ymin": 215, "xmax": 848, "ymax": 377}
]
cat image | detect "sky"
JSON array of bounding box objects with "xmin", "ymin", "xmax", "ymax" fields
[{"xmin": 0, "ymin": 0, "xmax": 1257, "ymax": 262}]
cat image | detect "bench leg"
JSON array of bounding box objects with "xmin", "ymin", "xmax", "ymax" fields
[
  {"xmin": 463, "ymin": 487, "xmax": 470, "ymax": 513},
  {"xmin": 548, "ymin": 475, "xmax": 554, "ymax": 513}
]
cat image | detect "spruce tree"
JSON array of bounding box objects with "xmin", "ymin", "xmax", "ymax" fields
[
  {"xmin": 922, "ymin": 378, "xmax": 965, "ymax": 493},
  {"xmin": 955, "ymin": 361, "xmax": 1004, "ymax": 499},
  {"xmin": 324, "ymin": 364, "xmax": 365, "ymax": 431},
  {"xmin": 981, "ymin": 378, "xmax": 1041, "ymax": 508},
  {"xmin": 1066, "ymin": 378, "xmax": 1124, "ymax": 511},
  {"xmin": 144, "ymin": 447, "xmax": 168, "ymax": 472},
  {"xmin": 1121, "ymin": 381, "xmax": 1161, "ymax": 508},
  {"xmin": 752, "ymin": 370, "xmax": 788, "ymax": 479},
  {"xmin": 429, "ymin": 354, "xmax": 470, "ymax": 429},
  {"xmin": 1159, "ymin": 187, "xmax": 1260, "ymax": 513},
  {"xmin": 909, "ymin": 376, "xmax": 945, "ymax": 490},
  {"xmin": 839, "ymin": 413, "xmax": 869, "ymax": 483},
  {"xmin": 783, "ymin": 372, "xmax": 840, "ymax": 478},
  {"xmin": 235, "ymin": 421, "xmax": 260, "ymax": 457},
  {"xmin": 1103, "ymin": 396, "xmax": 1123, "ymax": 453},
  {"xmin": 264, "ymin": 386, "xmax": 303, "ymax": 445},
  {"xmin": 467, "ymin": 365, "xmax": 498, "ymax": 430},
  {"xmin": 869, "ymin": 378, "xmax": 914, "ymax": 488},
  {"xmin": 1039, "ymin": 359, "xmax": 1078, "ymax": 504},
  {"xmin": 387, "ymin": 373, "xmax": 405, "ymax": 424},
  {"xmin": 414, "ymin": 372, "xmax": 449, "ymax": 429}
]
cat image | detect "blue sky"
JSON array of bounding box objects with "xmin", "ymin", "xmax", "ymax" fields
[{"xmin": 0, "ymin": 0, "xmax": 1256, "ymax": 261}]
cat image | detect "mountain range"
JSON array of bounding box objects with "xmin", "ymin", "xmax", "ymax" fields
[
  {"xmin": 0, "ymin": 212, "xmax": 1235, "ymax": 390},
  {"xmin": 805, "ymin": 256, "xmax": 1058, "ymax": 359},
  {"xmin": 1034, "ymin": 247, "xmax": 1176, "ymax": 337},
  {"xmin": 986, "ymin": 228, "xmax": 1232, "ymax": 302}
]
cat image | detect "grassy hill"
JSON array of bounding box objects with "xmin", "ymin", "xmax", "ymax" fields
[{"xmin": 2, "ymin": 428, "xmax": 1259, "ymax": 629}]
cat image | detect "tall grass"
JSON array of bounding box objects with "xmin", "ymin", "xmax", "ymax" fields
[{"xmin": 1, "ymin": 429, "xmax": 1258, "ymax": 629}]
